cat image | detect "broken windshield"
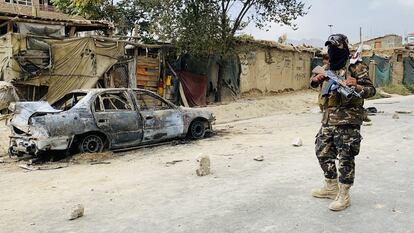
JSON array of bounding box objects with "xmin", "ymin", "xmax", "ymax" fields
[{"xmin": 52, "ymin": 92, "xmax": 87, "ymax": 111}]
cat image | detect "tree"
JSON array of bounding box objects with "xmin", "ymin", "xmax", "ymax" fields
[
  {"xmin": 52, "ymin": 0, "xmax": 152, "ymax": 38},
  {"xmin": 116, "ymin": 0, "xmax": 153, "ymax": 40},
  {"xmin": 52, "ymin": 0, "xmax": 117, "ymax": 21},
  {"xmin": 151, "ymin": 0, "xmax": 309, "ymax": 100}
]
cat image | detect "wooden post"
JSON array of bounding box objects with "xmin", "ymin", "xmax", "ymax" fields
[
  {"xmin": 369, "ymin": 60, "xmax": 376, "ymax": 86},
  {"xmin": 69, "ymin": 27, "xmax": 76, "ymax": 37},
  {"xmin": 162, "ymin": 49, "xmax": 166, "ymax": 98},
  {"xmin": 7, "ymin": 21, "xmax": 12, "ymax": 33}
]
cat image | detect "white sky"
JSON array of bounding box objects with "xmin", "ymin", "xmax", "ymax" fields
[{"xmin": 242, "ymin": 0, "xmax": 414, "ymax": 45}]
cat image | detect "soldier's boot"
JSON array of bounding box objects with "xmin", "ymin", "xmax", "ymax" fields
[
  {"xmin": 311, "ymin": 178, "xmax": 339, "ymax": 200},
  {"xmin": 328, "ymin": 183, "xmax": 351, "ymax": 211}
]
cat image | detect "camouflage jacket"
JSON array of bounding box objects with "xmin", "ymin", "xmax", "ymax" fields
[{"xmin": 310, "ymin": 62, "xmax": 376, "ymax": 126}]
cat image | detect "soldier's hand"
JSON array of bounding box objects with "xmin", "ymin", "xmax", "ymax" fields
[
  {"xmin": 311, "ymin": 73, "xmax": 326, "ymax": 82},
  {"xmin": 345, "ymin": 77, "xmax": 357, "ymax": 87}
]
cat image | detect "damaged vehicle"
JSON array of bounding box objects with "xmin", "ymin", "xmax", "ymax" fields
[{"xmin": 8, "ymin": 88, "xmax": 215, "ymax": 157}]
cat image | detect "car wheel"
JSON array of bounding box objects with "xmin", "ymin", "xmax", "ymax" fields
[
  {"xmin": 190, "ymin": 120, "xmax": 206, "ymax": 139},
  {"xmin": 79, "ymin": 134, "xmax": 104, "ymax": 153}
]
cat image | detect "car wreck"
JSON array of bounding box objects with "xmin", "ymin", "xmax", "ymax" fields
[{"xmin": 8, "ymin": 88, "xmax": 215, "ymax": 157}]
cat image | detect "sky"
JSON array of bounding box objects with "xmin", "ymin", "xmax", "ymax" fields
[{"xmin": 242, "ymin": 0, "xmax": 414, "ymax": 46}]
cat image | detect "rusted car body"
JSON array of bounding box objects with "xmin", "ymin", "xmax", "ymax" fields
[{"xmin": 8, "ymin": 88, "xmax": 215, "ymax": 156}]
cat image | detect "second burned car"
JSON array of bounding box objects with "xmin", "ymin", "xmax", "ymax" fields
[{"xmin": 9, "ymin": 88, "xmax": 215, "ymax": 156}]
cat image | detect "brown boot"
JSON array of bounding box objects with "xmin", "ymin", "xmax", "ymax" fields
[
  {"xmin": 329, "ymin": 183, "xmax": 351, "ymax": 211},
  {"xmin": 311, "ymin": 178, "xmax": 339, "ymax": 200}
]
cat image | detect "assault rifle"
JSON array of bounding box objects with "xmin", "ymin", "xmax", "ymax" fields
[{"xmin": 321, "ymin": 70, "xmax": 362, "ymax": 99}]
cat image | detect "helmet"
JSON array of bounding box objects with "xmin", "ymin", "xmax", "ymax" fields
[{"xmin": 325, "ymin": 34, "xmax": 349, "ymax": 47}]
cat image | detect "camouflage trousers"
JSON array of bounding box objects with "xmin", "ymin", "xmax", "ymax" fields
[{"xmin": 315, "ymin": 125, "xmax": 362, "ymax": 185}]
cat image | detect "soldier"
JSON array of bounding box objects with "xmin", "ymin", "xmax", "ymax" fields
[{"xmin": 310, "ymin": 34, "xmax": 376, "ymax": 211}]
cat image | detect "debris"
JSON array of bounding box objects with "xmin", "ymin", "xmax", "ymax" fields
[
  {"xmin": 363, "ymin": 122, "xmax": 373, "ymax": 126},
  {"xmin": 395, "ymin": 110, "xmax": 412, "ymax": 114},
  {"xmin": 392, "ymin": 113, "xmax": 400, "ymax": 119},
  {"xmin": 18, "ymin": 164, "xmax": 38, "ymax": 171},
  {"xmin": 376, "ymin": 101, "xmax": 400, "ymax": 104},
  {"xmin": 69, "ymin": 204, "xmax": 84, "ymax": 220},
  {"xmin": 166, "ymin": 160, "xmax": 184, "ymax": 166},
  {"xmin": 254, "ymin": 155, "xmax": 264, "ymax": 161},
  {"xmin": 366, "ymin": 107, "xmax": 378, "ymax": 115},
  {"xmin": 196, "ymin": 156, "xmax": 210, "ymax": 176},
  {"xmin": 292, "ymin": 137, "xmax": 303, "ymax": 147},
  {"xmin": 70, "ymin": 152, "xmax": 114, "ymax": 164},
  {"xmin": 90, "ymin": 161, "xmax": 111, "ymax": 165},
  {"xmin": 378, "ymin": 90, "xmax": 392, "ymax": 98},
  {"xmin": 19, "ymin": 164, "xmax": 68, "ymax": 171}
]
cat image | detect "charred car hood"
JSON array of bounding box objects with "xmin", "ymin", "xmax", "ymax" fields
[{"xmin": 10, "ymin": 101, "xmax": 62, "ymax": 132}]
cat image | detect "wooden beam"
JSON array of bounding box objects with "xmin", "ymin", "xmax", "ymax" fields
[
  {"xmin": 69, "ymin": 26, "xmax": 76, "ymax": 37},
  {"xmin": 7, "ymin": 21, "xmax": 12, "ymax": 33}
]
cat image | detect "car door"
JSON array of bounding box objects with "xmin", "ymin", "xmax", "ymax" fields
[
  {"xmin": 133, "ymin": 90, "xmax": 184, "ymax": 143},
  {"xmin": 93, "ymin": 90, "xmax": 143, "ymax": 148}
]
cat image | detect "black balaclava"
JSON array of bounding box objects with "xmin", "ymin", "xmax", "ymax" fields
[{"xmin": 328, "ymin": 45, "xmax": 350, "ymax": 71}]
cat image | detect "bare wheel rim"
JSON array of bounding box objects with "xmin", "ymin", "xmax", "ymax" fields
[
  {"xmin": 191, "ymin": 121, "xmax": 205, "ymax": 139},
  {"xmin": 81, "ymin": 135, "xmax": 103, "ymax": 153}
]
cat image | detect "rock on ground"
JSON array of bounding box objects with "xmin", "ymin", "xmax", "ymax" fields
[
  {"xmin": 292, "ymin": 137, "xmax": 303, "ymax": 147},
  {"xmin": 69, "ymin": 204, "xmax": 84, "ymax": 220},
  {"xmin": 196, "ymin": 156, "xmax": 210, "ymax": 176}
]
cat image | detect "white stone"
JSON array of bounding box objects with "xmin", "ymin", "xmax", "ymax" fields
[
  {"xmin": 254, "ymin": 155, "xmax": 264, "ymax": 161},
  {"xmin": 292, "ymin": 138, "xmax": 303, "ymax": 147}
]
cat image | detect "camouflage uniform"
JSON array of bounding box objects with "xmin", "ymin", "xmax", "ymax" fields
[{"xmin": 311, "ymin": 62, "xmax": 376, "ymax": 185}]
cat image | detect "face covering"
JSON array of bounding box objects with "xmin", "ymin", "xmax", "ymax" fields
[{"xmin": 328, "ymin": 46, "xmax": 350, "ymax": 70}]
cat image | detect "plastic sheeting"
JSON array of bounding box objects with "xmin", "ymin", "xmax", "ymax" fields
[
  {"xmin": 178, "ymin": 54, "xmax": 241, "ymax": 100},
  {"xmin": 17, "ymin": 23, "xmax": 65, "ymax": 37},
  {"xmin": 403, "ymin": 57, "xmax": 414, "ymax": 85},
  {"xmin": 372, "ymin": 55, "xmax": 391, "ymax": 87},
  {"xmin": 177, "ymin": 71, "xmax": 208, "ymax": 107},
  {"xmin": 20, "ymin": 37, "xmax": 125, "ymax": 103}
]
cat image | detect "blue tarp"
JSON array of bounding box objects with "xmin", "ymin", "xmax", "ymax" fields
[
  {"xmin": 403, "ymin": 57, "xmax": 414, "ymax": 85},
  {"xmin": 311, "ymin": 57, "xmax": 323, "ymax": 71},
  {"xmin": 372, "ymin": 55, "xmax": 392, "ymax": 87}
]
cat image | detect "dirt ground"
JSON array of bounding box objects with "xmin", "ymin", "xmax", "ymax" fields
[{"xmin": 1, "ymin": 90, "xmax": 413, "ymax": 233}]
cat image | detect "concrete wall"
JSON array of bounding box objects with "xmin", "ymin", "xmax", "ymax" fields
[
  {"xmin": 239, "ymin": 48, "xmax": 312, "ymax": 95},
  {"xmin": 356, "ymin": 35, "xmax": 403, "ymax": 49}
]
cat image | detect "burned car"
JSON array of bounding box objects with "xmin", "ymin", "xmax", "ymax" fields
[{"xmin": 8, "ymin": 88, "xmax": 215, "ymax": 156}]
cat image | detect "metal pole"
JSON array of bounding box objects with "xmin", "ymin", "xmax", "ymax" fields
[{"xmin": 328, "ymin": 25, "xmax": 333, "ymax": 34}]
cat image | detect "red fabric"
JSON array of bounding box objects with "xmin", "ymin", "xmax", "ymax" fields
[{"xmin": 177, "ymin": 71, "xmax": 208, "ymax": 107}]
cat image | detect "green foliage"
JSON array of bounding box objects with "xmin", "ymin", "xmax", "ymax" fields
[
  {"xmin": 237, "ymin": 34, "xmax": 255, "ymax": 41},
  {"xmin": 52, "ymin": 0, "xmax": 308, "ymax": 53},
  {"xmin": 52, "ymin": 0, "xmax": 113, "ymax": 20},
  {"xmin": 116, "ymin": 0, "xmax": 152, "ymax": 38},
  {"xmin": 151, "ymin": 0, "xmax": 308, "ymax": 56},
  {"xmin": 52, "ymin": 0, "xmax": 152, "ymax": 37}
]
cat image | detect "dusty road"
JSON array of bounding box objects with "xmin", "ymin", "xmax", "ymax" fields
[{"xmin": 0, "ymin": 91, "xmax": 413, "ymax": 233}]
